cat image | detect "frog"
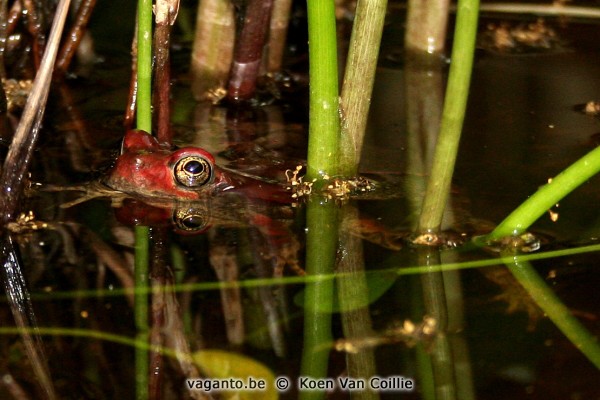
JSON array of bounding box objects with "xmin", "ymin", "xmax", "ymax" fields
[
  {"xmin": 105, "ymin": 129, "xmax": 293, "ymax": 203},
  {"xmin": 104, "ymin": 129, "xmax": 305, "ymax": 276},
  {"xmin": 103, "ymin": 129, "xmax": 405, "ymax": 258}
]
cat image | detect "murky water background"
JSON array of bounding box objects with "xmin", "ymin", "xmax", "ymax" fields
[{"xmin": 1, "ymin": 5, "xmax": 600, "ymax": 400}]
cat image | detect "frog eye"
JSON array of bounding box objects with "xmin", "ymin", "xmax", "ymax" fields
[
  {"xmin": 174, "ymin": 155, "xmax": 213, "ymax": 188},
  {"xmin": 173, "ymin": 209, "xmax": 210, "ymax": 233}
]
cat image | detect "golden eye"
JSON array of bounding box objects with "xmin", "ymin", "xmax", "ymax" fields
[
  {"xmin": 174, "ymin": 156, "xmax": 213, "ymax": 188},
  {"xmin": 173, "ymin": 209, "xmax": 210, "ymax": 232}
]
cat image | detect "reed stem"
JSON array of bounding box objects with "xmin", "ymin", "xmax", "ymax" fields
[
  {"xmin": 190, "ymin": 0, "xmax": 234, "ymax": 102},
  {"xmin": 417, "ymin": 0, "xmax": 479, "ymax": 233},
  {"xmin": 137, "ymin": 0, "xmax": 152, "ymax": 133},
  {"xmin": 489, "ymin": 145, "xmax": 600, "ymax": 239},
  {"xmin": 503, "ymin": 256, "xmax": 600, "ymax": 369},
  {"xmin": 134, "ymin": 226, "xmax": 150, "ymax": 400},
  {"xmin": 153, "ymin": 0, "xmax": 179, "ymax": 143},
  {"xmin": 300, "ymin": 200, "xmax": 338, "ymax": 400},
  {"xmin": 227, "ymin": 0, "xmax": 274, "ymax": 102},
  {"xmin": 337, "ymin": 205, "xmax": 379, "ymax": 400},
  {"xmin": 339, "ymin": 0, "xmax": 388, "ymax": 175},
  {"xmin": 266, "ymin": 0, "xmax": 293, "ymax": 73},
  {"xmin": 306, "ymin": 0, "xmax": 341, "ymax": 180},
  {"xmin": 405, "ymin": 0, "xmax": 449, "ymax": 54},
  {"xmin": 135, "ymin": 1, "xmax": 152, "ymax": 398}
]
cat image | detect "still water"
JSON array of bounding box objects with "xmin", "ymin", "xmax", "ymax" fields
[{"xmin": 1, "ymin": 11, "xmax": 599, "ymax": 400}]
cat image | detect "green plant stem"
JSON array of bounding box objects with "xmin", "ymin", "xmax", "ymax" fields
[
  {"xmin": 417, "ymin": 249, "xmax": 457, "ymax": 400},
  {"xmin": 489, "ymin": 145, "xmax": 600, "ymax": 239},
  {"xmin": 503, "ymin": 256, "xmax": 600, "ymax": 369},
  {"xmin": 300, "ymin": 200, "xmax": 338, "ymax": 400},
  {"xmin": 137, "ymin": 0, "xmax": 152, "ymax": 133},
  {"xmin": 135, "ymin": 226, "xmax": 150, "ymax": 400},
  {"xmin": 340, "ymin": 0, "xmax": 388, "ymax": 175},
  {"xmin": 337, "ymin": 205, "xmax": 379, "ymax": 400},
  {"xmin": 306, "ymin": 0, "xmax": 340, "ymax": 181},
  {"xmin": 417, "ymin": 0, "xmax": 479, "ymax": 233},
  {"xmin": 135, "ymin": 1, "xmax": 152, "ymax": 397}
]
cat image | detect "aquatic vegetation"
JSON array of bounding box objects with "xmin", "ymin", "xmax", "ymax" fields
[{"xmin": 0, "ymin": 0, "xmax": 599, "ymax": 398}]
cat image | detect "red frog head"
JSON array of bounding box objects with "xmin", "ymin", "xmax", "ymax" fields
[{"xmin": 105, "ymin": 129, "xmax": 292, "ymax": 202}]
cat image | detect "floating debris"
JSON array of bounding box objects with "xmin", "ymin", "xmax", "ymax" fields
[
  {"xmin": 2, "ymin": 79, "xmax": 33, "ymax": 111},
  {"xmin": 322, "ymin": 175, "xmax": 375, "ymax": 201},
  {"xmin": 285, "ymin": 165, "xmax": 376, "ymax": 202},
  {"xmin": 7, "ymin": 211, "xmax": 48, "ymax": 233},
  {"xmin": 480, "ymin": 231, "xmax": 545, "ymax": 254},
  {"xmin": 334, "ymin": 316, "xmax": 437, "ymax": 353},
  {"xmin": 479, "ymin": 18, "xmax": 561, "ymax": 53},
  {"xmin": 285, "ymin": 165, "xmax": 315, "ymax": 200}
]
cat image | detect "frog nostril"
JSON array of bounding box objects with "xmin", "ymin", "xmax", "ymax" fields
[{"xmin": 174, "ymin": 155, "xmax": 213, "ymax": 188}]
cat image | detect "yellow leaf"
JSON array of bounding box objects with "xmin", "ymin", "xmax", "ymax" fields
[{"xmin": 192, "ymin": 350, "xmax": 278, "ymax": 400}]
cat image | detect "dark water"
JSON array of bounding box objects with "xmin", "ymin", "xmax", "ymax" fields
[{"xmin": 1, "ymin": 9, "xmax": 600, "ymax": 400}]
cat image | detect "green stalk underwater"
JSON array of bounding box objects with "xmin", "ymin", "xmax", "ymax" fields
[
  {"xmin": 503, "ymin": 256, "xmax": 600, "ymax": 369},
  {"xmin": 135, "ymin": 226, "xmax": 150, "ymax": 400},
  {"xmin": 300, "ymin": 200, "xmax": 338, "ymax": 400},
  {"xmin": 135, "ymin": 1, "xmax": 152, "ymax": 398}
]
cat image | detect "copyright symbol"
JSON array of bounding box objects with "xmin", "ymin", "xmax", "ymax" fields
[{"xmin": 275, "ymin": 376, "xmax": 290, "ymax": 391}]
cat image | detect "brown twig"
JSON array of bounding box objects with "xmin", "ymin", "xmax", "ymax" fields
[
  {"xmin": 227, "ymin": 0, "xmax": 274, "ymax": 102},
  {"xmin": 86, "ymin": 229, "xmax": 135, "ymax": 305},
  {"xmin": 21, "ymin": 0, "xmax": 45, "ymax": 69},
  {"xmin": 54, "ymin": 0, "xmax": 98, "ymax": 76},
  {"xmin": 0, "ymin": 0, "xmax": 9, "ymax": 79},
  {"xmin": 148, "ymin": 227, "xmax": 169, "ymax": 400},
  {"xmin": 153, "ymin": 0, "xmax": 179, "ymax": 143},
  {"xmin": 6, "ymin": 1, "xmax": 21, "ymax": 35},
  {"xmin": 124, "ymin": 19, "xmax": 138, "ymax": 131},
  {"xmin": 0, "ymin": 0, "xmax": 70, "ymax": 231},
  {"xmin": 1, "ymin": 373, "xmax": 32, "ymax": 400}
]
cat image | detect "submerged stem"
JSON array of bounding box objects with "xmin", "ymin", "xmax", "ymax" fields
[
  {"xmin": 300, "ymin": 200, "xmax": 337, "ymax": 400},
  {"xmin": 134, "ymin": 226, "xmax": 150, "ymax": 400},
  {"xmin": 503, "ymin": 256, "xmax": 600, "ymax": 369}
]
